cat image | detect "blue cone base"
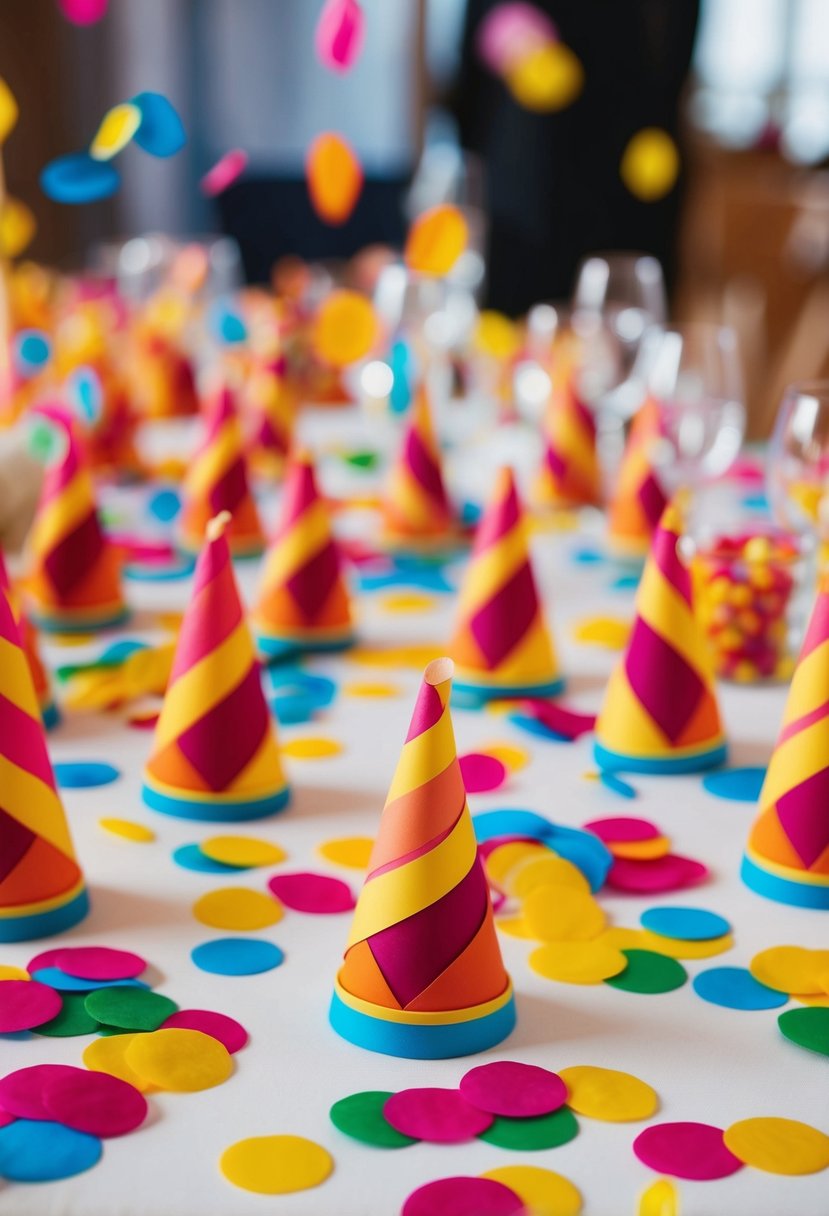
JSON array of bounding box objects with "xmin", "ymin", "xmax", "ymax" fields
[
  {"xmin": 29, "ymin": 607, "xmax": 130, "ymax": 635},
  {"xmin": 143, "ymin": 781, "xmax": 291, "ymax": 822},
  {"xmin": 257, "ymin": 632, "xmax": 355, "ymax": 662},
  {"xmin": 452, "ymin": 677, "xmax": 566, "ymax": 710},
  {"xmin": 594, "ymin": 741, "xmax": 728, "ymax": 776},
  {"xmin": 0, "ymin": 888, "xmax": 89, "ymax": 943},
  {"xmin": 41, "ymin": 702, "xmax": 60, "ymax": 731},
  {"xmin": 329, "ymin": 991, "xmax": 516, "ymax": 1059},
  {"xmin": 741, "ymin": 855, "xmax": 829, "ymax": 909}
]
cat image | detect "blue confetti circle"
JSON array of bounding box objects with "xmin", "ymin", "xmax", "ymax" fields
[
  {"xmin": 702, "ymin": 767, "xmax": 766, "ymax": 803},
  {"xmin": 191, "ymin": 938, "xmax": 284, "ymax": 976},
  {"xmin": 172, "ymin": 844, "xmax": 250, "ymax": 875},
  {"xmin": 641, "ymin": 906, "xmax": 731, "ymax": 942},
  {"xmin": 29, "ymin": 968, "xmax": 148, "ymax": 993},
  {"xmin": 132, "ymin": 91, "xmax": 186, "ymax": 157},
  {"xmin": 41, "ymin": 152, "xmax": 120, "ymax": 204},
  {"xmin": 692, "ymin": 966, "xmax": 788, "ymax": 1011},
  {"xmin": 54, "ymin": 762, "xmax": 121, "ymax": 789},
  {"xmin": 147, "ymin": 488, "xmax": 182, "ymax": 523},
  {"xmin": 0, "ymin": 1120, "xmax": 102, "ymax": 1182}
]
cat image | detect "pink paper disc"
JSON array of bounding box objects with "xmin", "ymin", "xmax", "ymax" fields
[
  {"xmin": 383, "ymin": 1089, "xmax": 494, "ymax": 1143},
  {"xmin": 43, "ymin": 1069, "xmax": 147, "ymax": 1138},
  {"xmin": 0, "ymin": 1064, "xmax": 82, "ymax": 1119},
  {"xmin": 459, "ymin": 1060, "xmax": 567, "ymax": 1118},
  {"xmin": 607, "ymin": 854, "xmax": 708, "ymax": 894},
  {"xmin": 460, "ymin": 753, "xmax": 508, "ymax": 794},
  {"xmin": 200, "ymin": 149, "xmax": 248, "ymax": 198},
  {"xmin": 584, "ymin": 816, "xmax": 660, "ymax": 844},
  {"xmin": 161, "ymin": 1009, "xmax": 248, "ymax": 1053},
  {"xmin": 402, "ymin": 1176, "xmax": 525, "ymax": 1216},
  {"xmin": 267, "ymin": 871, "xmax": 355, "ymax": 914},
  {"xmin": 47, "ymin": 946, "xmax": 146, "ymax": 981},
  {"xmin": 0, "ymin": 980, "xmax": 62, "ymax": 1033},
  {"xmin": 633, "ymin": 1121, "xmax": 744, "ymax": 1180}
]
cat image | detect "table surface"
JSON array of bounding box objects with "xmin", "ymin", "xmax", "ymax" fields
[{"xmin": 1, "ymin": 408, "xmax": 827, "ymax": 1216}]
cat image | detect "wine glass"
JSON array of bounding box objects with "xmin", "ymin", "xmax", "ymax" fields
[{"xmin": 768, "ymin": 380, "xmax": 829, "ymax": 557}]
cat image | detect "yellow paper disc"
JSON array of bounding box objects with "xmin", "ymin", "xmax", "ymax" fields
[
  {"xmin": 523, "ymin": 884, "xmax": 607, "ymax": 942},
  {"xmin": 485, "ymin": 841, "xmax": 547, "ymax": 888},
  {"xmin": 481, "ymin": 1165, "xmax": 582, "ymax": 1216},
  {"xmin": 723, "ymin": 1117, "xmax": 829, "ymax": 1176},
  {"xmin": 219, "ymin": 1134, "xmax": 334, "ymax": 1195},
  {"xmin": 480, "ymin": 741, "xmax": 530, "ymax": 772},
  {"xmin": 281, "ymin": 736, "xmax": 343, "ymax": 760},
  {"xmin": 201, "ymin": 835, "xmax": 286, "ymax": 868},
  {"xmin": 559, "ymin": 1065, "xmax": 658, "ymax": 1122},
  {"xmin": 306, "ymin": 132, "xmax": 363, "ymax": 225},
  {"xmin": 193, "ymin": 887, "xmax": 283, "ymax": 931},
  {"xmin": 99, "ymin": 818, "xmax": 156, "ymax": 843},
  {"xmin": 126, "ymin": 1028, "xmax": 233, "ymax": 1092},
  {"xmin": 474, "ymin": 310, "xmax": 520, "ymax": 360},
  {"xmin": 641, "ymin": 931, "xmax": 734, "ymax": 961},
  {"xmin": 342, "ymin": 682, "xmax": 402, "ymax": 699},
  {"xmin": 750, "ymin": 946, "xmax": 829, "ymax": 995},
  {"xmin": 379, "ymin": 591, "xmax": 436, "ymax": 614},
  {"xmin": 0, "ymin": 198, "xmax": 36, "ymax": 259},
  {"xmin": 530, "ymin": 939, "xmax": 628, "ymax": 984},
  {"xmin": 794, "ymin": 993, "xmax": 829, "ymax": 1007},
  {"xmin": 317, "ymin": 836, "xmax": 374, "ymax": 869},
  {"xmin": 637, "ymin": 1178, "xmax": 679, "ymax": 1216},
  {"xmin": 404, "ymin": 204, "xmax": 468, "ymax": 277},
  {"xmin": 620, "ymin": 128, "xmax": 680, "ymax": 202},
  {"xmin": 496, "ymin": 915, "xmax": 534, "ymax": 939},
  {"xmin": 510, "ymin": 854, "xmax": 590, "ymax": 899},
  {"xmin": 597, "ymin": 926, "xmax": 652, "ymax": 952},
  {"xmin": 84, "ymin": 1033, "xmax": 156, "ymax": 1093},
  {"xmin": 90, "ymin": 102, "xmax": 142, "ymax": 160},
  {"xmin": 505, "ymin": 42, "xmax": 583, "ymax": 112},
  {"xmin": 312, "ymin": 290, "xmax": 377, "ymax": 367},
  {"xmin": 611, "ymin": 835, "xmax": 671, "ymax": 861},
  {"xmin": 0, "ymin": 77, "xmax": 19, "ymax": 144},
  {"xmin": 0, "ymin": 965, "xmax": 29, "ymax": 981},
  {"xmin": 572, "ymin": 615, "xmax": 631, "ymax": 649}
]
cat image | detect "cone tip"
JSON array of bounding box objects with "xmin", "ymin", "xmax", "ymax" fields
[
  {"xmin": 206, "ymin": 511, "xmax": 232, "ymax": 542},
  {"xmin": 424, "ymin": 656, "xmax": 454, "ymax": 687}
]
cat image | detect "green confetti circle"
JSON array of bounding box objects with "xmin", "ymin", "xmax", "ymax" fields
[
  {"xmin": 604, "ymin": 949, "xmax": 688, "ymax": 995},
  {"xmin": 84, "ymin": 987, "xmax": 178, "ymax": 1031},
  {"xmin": 330, "ymin": 1091, "xmax": 417, "ymax": 1149},
  {"xmin": 34, "ymin": 992, "xmax": 100, "ymax": 1038},
  {"xmin": 478, "ymin": 1105, "xmax": 579, "ymax": 1150},
  {"xmin": 778, "ymin": 1007, "xmax": 829, "ymax": 1058}
]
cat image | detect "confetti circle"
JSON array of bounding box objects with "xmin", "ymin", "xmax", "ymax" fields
[
  {"xmin": 191, "ymin": 938, "xmax": 284, "ymax": 976},
  {"xmin": 43, "ymin": 1068, "xmax": 147, "ymax": 1137},
  {"xmin": 329, "ymin": 1090, "xmax": 417, "ymax": 1148},
  {"xmin": 281, "ymin": 736, "xmax": 343, "ymax": 759},
  {"xmin": 639, "ymin": 931, "xmax": 733, "ymax": 961},
  {"xmin": 306, "ymin": 132, "xmax": 363, "ymax": 224},
  {"xmin": 584, "ymin": 817, "xmax": 660, "ymax": 844},
  {"xmin": 0, "ymin": 1064, "xmax": 80, "ymax": 1119},
  {"xmin": 0, "ymin": 979, "xmax": 62, "ymax": 1032},
  {"xmin": 200, "ymin": 836, "xmax": 286, "ymax": 868},
  {"xmin": 30, "ymin": 968, "xmax": 144, "ymax": 993},
  {"xmin": 84, "ymin": 987, "xmax": 178, "ymax": 1031},
  {"xmin": 480, "ymin": 1166, "xmax": 582, "ymax": 1216},
  {"xmin": 35, "ymin": 991, "xmax": 100, "ymax": 1037},
  {"xmin": 173, "ymin": 844, "xmax": 244, "ymax": 874},
  {"xmin": 479, "ymin": 1106, "xmax": 579, "ymax": 1151},
  {"xmin": 161, "ymin": 1009, "xmax": 248, "ymax": 1054},
  {"xmin": 83, "ymin": 1033, "xmax": 153, "ymax": 1092},
  {"xmin": 778, "ymin": 1007, "xmax": 829, "ymax": 1057},
  {"xmin": 523, "ymin": 885, "xmax": 606, "ymax": 942},
  {"xmin": 633, "ymin": 1121, "xmax": 743, "ymax": 1180},
  {"xmin": 702, "ymin": 767, "xmax": 766, "ymax": 802},
  {"xmin": 317, "ymin": 836, "xmax": 374, "ymax": 869},
  {"xmin": 47, "ymin": 946, "xmax": 146, "ymax": 982},
  {"xmin": 126, "ymin": 1028, "xmax": 233, "ymax": 1092},
  {"xmin": 605, "ymin": 950, "xmax": 687, "ymax": 995},
  {"xmin": 459, "ymin": 1061, "xmax": 566, "ymax": 1118},
  {"xmin": 750, "ymin": 946, "xmax": 829, "ymax": 995},
  {"xmin": 402, "ymin": 1176, "xmax": 524, "ymax": 1216},
  {"xmin": 640, "ymin": 907, "xmax": 730, "ymax": 942},
  {"xmin": 99, "ymin": 817, "xmax": 155, "ymax": 842},
  {"xmin": 620, "ymin": 128, "xmax": 680, "ymax": 202},
  {"xmin": 404, "ymin": 204, "xmax": 468, "ymax": 277},
  {"xmin": 0, "ymin": 965, "xmax": 29, "ymax": 981},
  {"xmin": 201, "ymin": 148, "xmax": 248, "ymax": 197},
  {"xmin": 384, "ymin": 1089, "xmax": 493, "ymax": 1143},
  {"xmin": 90, "ymin": 102, "xmax": 141, "ymax": 160},
  {"xmin": 312, "ymin": 291, "xmax": 377, "ymax": 367},
  {"xmin": 480, "ymin": 742, "xmax": 530, "ymax": 772},
  {"xmin": 509, "ymin": 855, "xmax": 590, "ymax": 898},
  {"xmin": 530, "ymin": 940, "xmax": 628, "ymax": 985},
  {"xmin": 132, "ymin": 91, "xmax": 186, "ymax": 157},
  {"xmin": 606, "ymin": 855, "xmax": 708, "ymax": 894},
  {"xmin": 267, "ymin": 871, "xmax": 355, "ymax": 914},
  {"xmin": 193, "ymin": 887, "xmax": 283, "ymax": 931},
  {"xmin": 53, "ymin": 761, "xmax": 121, "ymax": 788},
  {"xmin": 40, "ymin": 152, "xmax": 120, "ymax": 204},
  {"xmin": 0, "ymin": 1119, "xmax": 102, "ymax": 1182},
  {"xmin": 459, "ymin": 752, "xmax": 509, "ymax": 793},
  {"xmin": 723, "ymin": 1117, "xmax": 829, "ymax": 1176},
  {"xmin": 558, "ymin": 1066, "xmax": 658, "ymax": 1122},
  {"xmin": 219, "ymin": 1134, "xmax": 334, "ymax": 1195},
  {"xmin": 693, "ymin": 967, "xmax": 788, "ymax": 1012}
]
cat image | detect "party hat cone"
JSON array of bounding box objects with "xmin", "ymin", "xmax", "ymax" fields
[
  {"xmin": 594, "ymin": 500, "xmax": 727, "ymax": 774},
  {"xmin": 381, "ymin": 383, "xmax": 459, "ymax": 552},
  {"xmin": 606, "ymin": 397, "xmax": 668, "ymax": 559},
  {"xmin": 179, "ymin": 384, "xmax": 265, "ymax": 557},
  {"xmin": 742, "ymin": 575, "xmax": 829, "ymax": 908},
  {"xmin": 534, "ymin": 359, "xmax": 601, "ymax": 509},
  {"xmin": 449, "ymin": 466, "xmax": 564, "ymax": 705},
  {"xmin": 246, "ymin": 354, "xmax": 296, "ymax": 476},
  {"xmin": 0, "ymin": 585, "xmax": 88, "ymax": 941},
  {"xmin": 0, "ymin": 549, "xmax": 59, "ymax": 730},
  {"xmin": 252, "ymin": 449, "xmax": 355, "ymax": 659},
  {"xmin": 143, "ymin": 512, "xmax": 290, "ymax": 821},
  {"xmin": 26, "ymin": 409, "xmax": 128, "ymax": 633},
  {"xmin": 330, "ymin": 657, "xmax": 515, "ymax": 1058}
]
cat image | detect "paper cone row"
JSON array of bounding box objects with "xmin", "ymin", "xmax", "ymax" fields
[
  {"xmin": 179, "ymin": 384, "xmax": 265, "ymax": 557},
  {"xmin": 25, "ymin": 409, "xmax": 128, "ymax": 633},
  {"xmin": 449, "ymin": 466, "xmax": 564, "ymax": 705},
  {"xmin": 143, "ymin": 513, "xmax": 290, "ymax": 820},
  {"xmin": 594, "ymin": 500, "xmax": 727, "ymax": 773},
  {"xmin": 742, "ymin": 574, "xmax": 829, "ymax": 907},
  {"xmin": 252, "ymin": 449, "xmax": 354, "ymax": 659},
  {"xmin": 0, "ymin": 584, "xmax": 88, "ymax": 940},
  {"xmin": 330, "ymin": 657, "xmax": 515, "ymax": 1057},
  {"xmin": 0, "ymin": 549, "xmax": 58, "ymax": 729},
  {"xmin": 131, "ymin": 331, "xmax": 200, "ymax": 420},
  {"xmin": 381, "ymin": 384, "xmax": 459, "ymax": 552},
  {"xmin": 246, "ymin": 354, "xmax": 295, "ymax": 476},
  {"xmin": 534, "ymin": 359, "xmax": 601, "ymax": 509},
  {"xmin": 606, "ymin": 397, "xmax": 668, "ymax": 559}
]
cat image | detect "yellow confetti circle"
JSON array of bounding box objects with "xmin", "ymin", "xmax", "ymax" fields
[
  {"xmin": 0, "ymin": 965, "xmax": 29, "ymax": 981},
  {"xmin": 559, "ymin": 1065, "xmax": 658, "ymax": 1122},
  {"xmin": 482, "ymin": 1165, "xmax": 582, "ymax": 1216},
  {"xmin": 99, "ymin": 818, "xmax": 156, "ymax": 843},
  {"xmin": 281, "ymin": 737, "xmax": 343, "ymax": 760},
  {"xmin": 0, "ymin": 197, "xmax": 36, "ymax": 259},
  {"xmin": 404, "ymin": 204, "xmax": 468, "ymax": 277},
  {"xmin": 610, "ymin": 835, "xmax": 671, "ymax": 860},
  {"xmin": 530, "ymin": 939, "xmax": 628, "ymax": 984},
  {"xmin": 597, "ymin": 926, "xmax": 652, "ymax": 952},
  {"xmin": 723, "ymin": 1117, "xmax": 829, "ymax": 1176},
  {"xmin": 505, "ymin": 42, "xmax": 584, "ymax": 113},
  {"xmin": 572, "ymin": 616, "xmax": 631, "ymax": 649},
  {"xmin": 312, "ymin": 290, "xmax": 377, "ymax": 367},
  {"xmin": 126, "ymin": 1028, "xmax": 233, "ymax": 1093},
  {"xmin": 479, "ymin": 741, "xmax": 530, "ymax": 772},
  {"xmin": 90, "ymin": 102, "xmax": 142, "ymax": 160},
  {"xmin": 620, "ymin": 128, "xmax": 680, "ymax": 202},
  {"xmin": 349, "ymin": 643, "xmax": 442, "ymax": 669},
  {"xmin": 750, "ymin": 946, "xmax": 829, "ymax": 995},
  {"xmin": 641, "ymin": 931, "xmax": 734, "ymax": 961},
  {"xmin": 84, "ymin": 1033, "xmax": 155, "ymax": 1093},
  {"xmin": 0, "ymin": 77, "xmax": 19, "ymax": 144},
  {"xmin": 219, "ymin": 1134, "xmax": 334, "ymax": 1195},
  {"xmin": 342, "ymin": 681, "xmax": 401, "ymax": 698},
  {"xmin": 523, "ymin": 885, "xmax": 606, "ymax": 942},
  {"xmin": 474, "ymin": 310, "xmax": 521, "ymax": 360},
  {"xmin": 510, "ymin": 854, "xmax": 590, "ymax": 899},
  {"xmin": 637, "ymin": 1179, "xmax": 679, "ymax": 1216},
  {"xmin": 496, "ymin": 916, "xmax": 533, "ymax": 939},
  {"xmin": 485, "ymin": 841, "xmax": 547, "ymax": 888},
  {"xmin": 201, "ymin": 835, "xmax": 286, "ymax": 868},
  {"xmin": 193, "ymin": 887, "xmax": 283, "ymax": 931},
  {"xmin": 317, "ymin": 836, "xmax": 374, "ymax": 869},
  {"xmin": 379, "ymin": 591, "xmax": 436, "ymax": 614}
]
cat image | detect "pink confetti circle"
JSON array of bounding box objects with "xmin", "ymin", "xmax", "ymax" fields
[
  {"xmin": 43, "ymin": 1069, "xmax": 147, "ymax": 1138},
  {"xmin": 31, "ymin": 946, "xmax": 147, "ymax": 982},
  {"xmin": 633, "ymin": 1121, "xmax": 744, "ymax": 1181},
  {"xmin": 0, "ymin": 1065, "xmax": 81, "ymax": 1120},
  {"xmin": 459, "ymin": 1060, "xmax": 567, "ymax": 1118},
  {"xmin": 460, "ymin": 753, "xmax": 508, "ymax": 794},
  {"xmin": 383, "ymin": 1089, "xmax": 494, "ymax": 1143},
  {"xmin": 606, "ymin": 854, "xmax": 708, "ymax": 894},
  {"xmin": 315, "ymin": 0, "xmax": 365, "ymax": 73},
  {"xmin": 0, "ymin": 1111, "xmax": 15, "ymax": 1129},
  {"xmin": 57, "ymin": 0, "xmax": 109, "ymax": 25},
  {"xmin": 522, "ymin": 699, "xmax": 596, "ymax": 740},
  {"xmin": 200, "ymin": 149, "xmax": 248, "ymax": 198},
  {"xmin": 161, "ymin": 1009, "xmax": 248, "ymax": 1054},
  {"xmin": 267, "ymin": 871, "xmax": 355, "ymax": 914},
  {"xmin": 583, "ymin": 816, "xmax": 660, "ymax": 844},
  {"xmin": 402, "ymin": 1175, "xmax": 525, "ymax": 1216},
  {"xmin": 0, "ymin": 980, "xmax": 62, "ymax": 1033}
]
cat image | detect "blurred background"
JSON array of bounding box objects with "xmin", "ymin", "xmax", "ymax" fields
[{"xmin": 4, "ymin": 0, "xmax": 829, "ymax": 437}]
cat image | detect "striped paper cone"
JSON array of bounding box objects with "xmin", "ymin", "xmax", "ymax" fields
[
  {"xmin": 246, "ymin": 354, "xmax": 296, "ymax": 476},
  {"xmin": 143, "ymin": 512, "xmax": 290, "ymax": 821},
  {"xmin": 330, "ymin": 657, "xmax": 515, "ymax": 1057},
  {"xmin": 381, "ymin": 383, "xmax": 459, "ymax": 553},
  {"xmin": 742, "ymin": 574, "xmax": 829, "ymax": 907},
  {"xmin": 535, "ymin": 360, "xmax": 601, "ymax": 509},
  {"xmin": 606, "ymin": 397, "xmax": 668, "ymax": 559},
  {"xmin": 0, "ymin": 549, "xmax": 58, "ymax": 729},
  {"xmin": 594, "ymin": 500, "xmax": 727, "ymax": 774}
]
